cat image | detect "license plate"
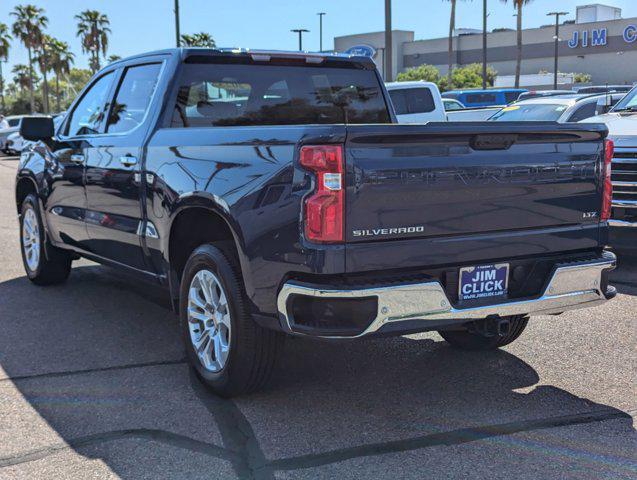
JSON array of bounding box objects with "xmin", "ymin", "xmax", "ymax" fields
[{"xmin": 459, "ymin": 263, "xmax": 509, "ymax": 302}]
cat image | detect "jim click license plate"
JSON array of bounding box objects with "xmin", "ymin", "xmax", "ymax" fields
[{"xmin": 459, "ymin": 263, "xmax": 509, "ymax": 302}]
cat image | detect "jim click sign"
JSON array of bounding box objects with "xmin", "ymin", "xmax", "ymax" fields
[{"xmin": 568, "ymin": 24, "xmax": 637, "ymax": 49}]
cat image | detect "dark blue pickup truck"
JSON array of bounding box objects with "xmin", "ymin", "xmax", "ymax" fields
[{"xmin": 15, "ymin": 48, "xmax": 616, "ymax": 396}]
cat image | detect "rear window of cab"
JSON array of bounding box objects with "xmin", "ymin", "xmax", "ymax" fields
[{"xmin": 170, "ymin": 62, "xmax": 391, "ymax": 127}]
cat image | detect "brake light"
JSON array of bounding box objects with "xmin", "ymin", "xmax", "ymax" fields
[
  {"xmin": 601, "ymin": 139, "xmax": 614, "ymax": 222},
  {"xmin": 300, "ymin": 145, "xmax": 344, "ymax": 243}
]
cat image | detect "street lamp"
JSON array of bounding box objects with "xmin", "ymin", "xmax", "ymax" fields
[
  {"xmin": 482, "ymin": 0, "xmax": 488, "ymax": 89},
  {"xmin": 174, "ymin": 0, "xmax": 181, "ymax": 47},
  {"xmin": 317, "ymin": 12, "xmax": 326, "ymax": 52},
  {"xmin": 547, "ymin": 11, "xmax": 569, "ymax": 89},
  {"xmin": 291, "ymin": 28, "xmax": 310, "ymax": 51}
]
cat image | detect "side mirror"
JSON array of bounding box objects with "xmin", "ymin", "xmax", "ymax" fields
[
  {"xmin": 596, "ymin": 97, "xmax": 613, "ymax": 116},
  {"xmin": 20, "ymin": 116, "xmax": 54, "ymax": 142}
]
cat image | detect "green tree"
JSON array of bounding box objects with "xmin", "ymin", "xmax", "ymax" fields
[
  {"xmin": 450, "ymin": 63, "xmax": 497, "ymax": 89},
  {"xmin": 180, "ymin": 32, "xmax": 216, "ymax": 47},
  {"xmin": 11, "ymin": 4, "xmax": 48, "ymax": 113},
  {"xmin": 106, "ymin": 54, "xmax": 121, "ymax": 63},
  {"xmin": 50, "ymin": 39, "xmax": 75, "ymax": 112},
  {"xmin": 0, "ymin": 22, "xmax": 11, "ymax": 113},
  {"xmin": 396, "ymin": 64, "xmax": 441, "ymax": 83},
  {"xmin": 501, "ymin": 0, "xmax": 533, "ymax": 88},
  {"xmin": 76, "ymin": 10, "xmax": 111, "ymax": 73}
]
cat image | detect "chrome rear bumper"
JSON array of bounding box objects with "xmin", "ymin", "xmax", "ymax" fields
[{"xmin": 277, "ymin": 252, "xmax": 616, "ymax": 339}]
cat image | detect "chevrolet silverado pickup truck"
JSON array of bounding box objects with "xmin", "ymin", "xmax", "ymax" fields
[
  {"xmin": 582, "ymin": 85, "xmax": 637, "ymax": 250},
  {"xmin": 16, "ymin": 48, "xmax": 616, "ymax": 397}
]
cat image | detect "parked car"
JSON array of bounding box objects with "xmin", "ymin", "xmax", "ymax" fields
[
  {"xmin": 581, "ymin": 85, "xmax": 637, "ymax": 247},
  {"xmin": 442, "ymin": 98, "xmax": 465, "ymax": 111},
  {"xmin": 442, "ymin": 88, "xmax": 527, "ymax": 107},
  {"xmin": 0, "ymin": 115, "xmax": 25, "ymax": 154},
  {"xmin": 15, "ymin": 48, "xmax": 616, "ymax": 396},
  {"xmin": 4, "ymin": 131, "xmax": 25, "ymax": 155},
  {"xmin": 516, "ymin": 90, "xmax": 573, "ymax": 102},
  {"xmin": 489, "ymin": 94, "xmax": 624, "ymax": 123},
  {"xmin": 385, "ymin": 81, "xmax": 446, "ymax": 123},
  {"xmin": 574, "ymin": 85, "xmax": 633, "ymax": 95}
]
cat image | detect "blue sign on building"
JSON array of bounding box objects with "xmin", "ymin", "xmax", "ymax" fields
[
  {"xmin": 569, "ymin": 25, "xmax": 637, "ymax": 48},
  {"xmin": 344, "ymin": 45, "xmax": 376, "ymax": 58}
]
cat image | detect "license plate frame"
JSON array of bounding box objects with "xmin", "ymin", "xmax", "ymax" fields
[{"xmin": 458, "ymin": 263, "xmax": 510, "ymax": 302}]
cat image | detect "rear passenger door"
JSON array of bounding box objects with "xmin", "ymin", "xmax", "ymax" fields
[{"xmin": 84, "ymin": 61, "xmax": 164, "ymax": 271}]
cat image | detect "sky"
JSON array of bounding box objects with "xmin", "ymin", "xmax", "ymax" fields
[{"xmin": 2, "ymin": 0, "xmax": 637, "ymax": 77}]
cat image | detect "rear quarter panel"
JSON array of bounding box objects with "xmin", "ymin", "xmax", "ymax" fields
[{"xmin": 144, "ymin": 125, "xmax": 347, "ymax": 316}]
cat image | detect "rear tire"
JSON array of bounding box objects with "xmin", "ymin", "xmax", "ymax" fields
[
  {"xmin": 438, "ymin": 315, "xmax": 529, "ymax": 350},
  {"xmin": 179, "ymin": 243, "xmax": 284, "ymax": 397},
  {"xmin": 20, "ymin": 194, "xmax": 72, "ymax": 285}
]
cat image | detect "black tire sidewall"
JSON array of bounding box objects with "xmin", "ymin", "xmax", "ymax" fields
[
  {"xmin": 20, "ymin": 195, "xmax": 45, "ymax": 280},
  {"xmin": 179, "ymin": 245, "xmax": 245, "ymax": 391}
]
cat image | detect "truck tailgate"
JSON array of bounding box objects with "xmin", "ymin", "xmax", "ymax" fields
[{"xmin": 344, "ymin": 122, "xmax": 607, "ymax": 272}]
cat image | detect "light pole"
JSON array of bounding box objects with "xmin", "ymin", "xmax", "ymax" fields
[
  {"xmin": 384, "ymin": 0, "xmax": 392, "ymax": 81},
  {"xmin": 482, "ymin": 0, "xmax": 488, "ymax": 89},
  {"xmin": 291, "ymin": 29, "xmax": 309, "ymax": 51},
  {"xmin": 317, "ymin": 12, "xmax": 326, "ymax": 52},
  {"xmin": 174, "ymin": 0, "xmax": 181, "ymax": 47},
  {"xmin": 547, "ymin": 11, "xmax": 568, "ymax": 89}
]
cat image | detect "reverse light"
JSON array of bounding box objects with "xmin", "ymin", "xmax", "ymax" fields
[
  {"xmin": 300, "ymin": 145, "xmax": 344, "ymax": 243},
  {"xmin": 601, "ymin": 139, "xmax": 614, "ymax": 222}
]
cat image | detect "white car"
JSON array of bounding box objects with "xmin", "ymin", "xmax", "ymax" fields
[
  {"xmin": 489, "ymin": 93, "xmax": 624, "ymax": 123},
  {"xmin": 4, "ymin": 131, "xmax": 26, "ymax": 155},
  {"xmin": 385, "ymin": 81, "xmax": 447, "ymax": 123},
  {"xmin": 0, "ymin": 115, "xmax": 25, "ymax": 153}
]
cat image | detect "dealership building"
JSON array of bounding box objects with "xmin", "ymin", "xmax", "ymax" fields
[{"xmin": 334, "ymin": 3, "xmax": 637, "ymax": 87}]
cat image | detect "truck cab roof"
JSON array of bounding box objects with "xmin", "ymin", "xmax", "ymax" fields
[{"xmin": 105, "ymin": 48, "xmax": 377, "ymax": 69}]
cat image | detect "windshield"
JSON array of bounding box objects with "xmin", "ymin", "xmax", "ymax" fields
[
  {"xmin": 612, "ymin": 87, "xmax": 637, "ymax": 111},
  {"xmin": 489, "ymin": 103, "xmax": 568, "ymax": 121}
]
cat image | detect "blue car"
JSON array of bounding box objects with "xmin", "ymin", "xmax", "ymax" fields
[{"xmin": 442, "ymin": 89, "xmax": 527, "ymax": 107}]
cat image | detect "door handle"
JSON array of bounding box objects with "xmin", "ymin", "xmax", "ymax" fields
[
  {"xmin": 119, "ymin": 155, "xmax": 138, "ymax": 167},
  {"xmin": 70, "ymin": 154, "xmax": 85, "ymax": 165}
]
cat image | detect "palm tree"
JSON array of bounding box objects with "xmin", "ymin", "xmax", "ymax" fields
[
  {"xmin": 50, "ymin": 39, "xmax": 74, "ymax": 112},
  {"xmin": 501, "ymin": 0, "xmax": 532, "ymax": 88},
  {"xmin": 36, "ymin": 34, "xmax": 55, "ymax": 113},
  {"xmin": 180, "ymin": 32, "xmax": 216, "ymax": 47},
  {"xmin": 107, "ymin": 54, "xmax": 121, "ymax": 63},
  {"xmin": 76, "ymin": 10, "xmax": 111, "ymax": 74},
  {"xmin": 12, "ymin": 64, "xmax": 32, "ymax": 96},
  {"xmin": 443, "ymin": 0, "xmax": 471, "ymax": 89},
  {"xmin": 11, "ymin": 4, "xmax": 48, "ymax": 113},
  {"xmin": 0, "ymin": 23, "xmax": 11, "ymax": 113}
]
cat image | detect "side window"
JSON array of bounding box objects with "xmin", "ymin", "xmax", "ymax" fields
[
  {"xmin": 404, "ymin": 88, "xmax": 435, "ymax": 113},
  {"xmin": 465, "ymin": 93, "xmax": 497, "ymax": 105},
  {"xmin": 567, "ymin": 102, "xmax": 597, "ymax": 122},
  {"xmin": 107, "ymin": 63, "xmax": 162, "ymax": 134},
  {"xmin": 388, "ymin": 90, "xmax": 408, "ymax": 115},
  {"xmin": 66, "ymin": 72, "xmax": 114, "ymax": 136}
]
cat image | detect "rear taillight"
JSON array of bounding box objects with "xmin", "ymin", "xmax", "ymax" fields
[
  {"xmin": 601, "ymin": 139, "xmax": 614, "ymax": 222},
  {"xmin": 300, "ymin": 145, "xmax": 344, "ymax": 243}
]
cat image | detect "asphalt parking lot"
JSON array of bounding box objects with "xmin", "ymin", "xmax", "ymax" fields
[{"xmin": 0, "ymin": 155, "xmax": 635, "ymax": 479}]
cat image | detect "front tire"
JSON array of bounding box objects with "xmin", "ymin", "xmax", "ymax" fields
[
  {"xmin": 179, "ymin": 244, "xmax": 284, "ymax": 397},
  {"xmin": 438, "ymin": 315, "xmax": 529, "ymax": 350},
  {"xmin": 20, "ymin": 194, "xmax": 72, "ymax": 285}
]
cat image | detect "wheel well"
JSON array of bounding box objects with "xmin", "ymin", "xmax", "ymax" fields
[
  {"xmin": 15, "ymin": 178, "xmax": 37, "ymax": 215},
  {"xmin": 168, "ymin": 207, "xmax": 239, "ymax": 280}
]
